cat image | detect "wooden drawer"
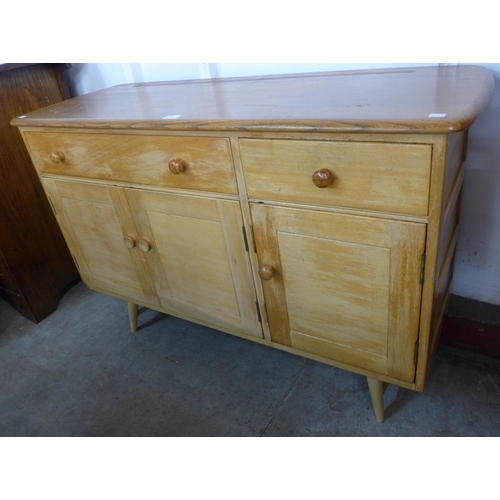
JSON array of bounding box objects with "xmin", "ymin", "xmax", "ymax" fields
[
  {"xmin": 240, "ymin": 139, "xmax": 432, "ymax": 216},
  {"xmin": 24, "ymin": 132, "xmax": 238, "ymax": 194}
]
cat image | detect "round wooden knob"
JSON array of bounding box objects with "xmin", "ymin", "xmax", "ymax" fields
[
  {"xmin": 312, "ymin": 169, "xmax": 333, "ymax": 188},
  {"xmin": 258, "ymin": 265, "xmax": 275, "ymax": 280},
  {"xmin": 139, "ymin": 240, "xmax": 152, "ymax": 252},
  {"xmin": 124, "ymin": 237, "xmax": 136, "ymax": 249},
  {"xmin": 169, "ymin": 158, "xmax": 186, "ymax": 174},
  {"xmin": 50, "ymin": 151, "xmax": 65, "ymax": 164}
]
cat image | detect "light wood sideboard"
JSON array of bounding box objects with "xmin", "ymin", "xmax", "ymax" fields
[{"xmin": 12, "ymin": 66, "xmax": 494, "ymax": 422}]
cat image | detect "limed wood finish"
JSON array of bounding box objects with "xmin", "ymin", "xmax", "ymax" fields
[
  {"xmin": 0, "ymin": 64, "xmax": 79, "ymax": 323},
  {"xmin": 251, "ymin": 204, "xmax": 426, "ymax": 382},
  {"xmin": 239, "ymin": 139, "xmax": 432, "ymax": 215},
  {"xmin": 12, "ymin": 66, "xmax": 492, "ymax": 134},
  {"xmin": 42, "ymin": 178, "xmax": 261, "ymax": 338},
  {"xmin": 25, "ymin": 132, "xmax": 238, "ymax": 194},
  {"xmin": 14, "ymin": 66, "xmax": 494, "ymax": 421},
  {"xmin": 367, "ymin": 378, "xmax": 387, "ymax": 423}
]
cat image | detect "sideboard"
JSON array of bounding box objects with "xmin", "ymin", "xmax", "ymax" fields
[{"xmin": 12, "ymin": 65, "xmax": 494, "ymax": 421}]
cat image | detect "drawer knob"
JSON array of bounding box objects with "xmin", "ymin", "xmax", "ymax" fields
[
  {"xmin": 258, "ymin": 265, "xmax": 275, "ymax": 280},
  {"xmin": 312, "ymin": 168, "xmax": 333, "ymax": 188},
  {"xmin": 139, "ymin": 240, "xmax": 152, "ymax": 252},
  {"xmin": 169, "ymin": 158, "xmax": 186, "ymax": 174},
  {"xmin": 124, "ymin": 237, "xmax": 136, "ymax": 249},
  {"xmin": 49, "ymin": 151, "xmax": 65, "ymax": 164}
]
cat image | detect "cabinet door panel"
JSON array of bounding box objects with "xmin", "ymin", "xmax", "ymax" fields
[
  {"xmin": 278, "ymin": 233, "xmax": 390, "ymax": 355},
  {"xmin": 42, "ymin": 179, "xmax": 158, "ymax": 305},
  {"xmin": 126, "ymin": 189, "xmax": 262, "ymax": 338},
  {"xmin": 251, "ymin": 204, "xmax": 426, "ymax": 382},
  {"xmin": 148, "ymin": 211, "xmax": 240, "ymax": 315}
]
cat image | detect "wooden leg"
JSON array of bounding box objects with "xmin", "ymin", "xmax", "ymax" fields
[
  {"xmin": 127, "ymin": 302, "xmax": 138, "ymax": 333},
  {"xmin": 367, "ymin": 377, "xmax": 386, "ymax": 423}
]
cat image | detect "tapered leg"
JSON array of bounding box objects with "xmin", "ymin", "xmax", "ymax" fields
[
  {"xmin": 367, "ymin": 377, "xmax": 386, "ymax": 423},
  {"xmin": 127, "ymin": 302, "xmax": 138, "ymax": 333}
]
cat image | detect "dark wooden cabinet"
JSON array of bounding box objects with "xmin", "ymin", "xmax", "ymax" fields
[{"xmin": 0, "ymin": 63, "xmax": 79, "ymax": 323}]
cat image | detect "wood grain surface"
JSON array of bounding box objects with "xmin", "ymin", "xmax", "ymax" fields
[
  {"xmin": 11, "ymin": 65, "xmax": 495, "ymax": 418},
  {"xmin": 11, "ymin": 66, "xmax": 494, "ymax": 134},
  {"xmin": 0, "ymin": 63, "xmax": 78, "ymax": 322},
  {"xmin": 24, "ymin": 131, "xmax": 238, "ymax": 194},
  {"xmin": 240, "ymin": 138, "xmax": 432, "ymax": 215}
]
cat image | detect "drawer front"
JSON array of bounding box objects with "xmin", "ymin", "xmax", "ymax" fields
[
  {"xmin": 24, "ymin": 132, "xmax": 238, "ymax": 194},
  {"xmin": 240, "ymin": 139, "xmax": 432, "ymax": 216}
]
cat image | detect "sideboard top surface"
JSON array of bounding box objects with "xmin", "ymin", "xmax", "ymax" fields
[{"xmin": 12, "ymin": 65, "xmax": 494, "ymax": 134}]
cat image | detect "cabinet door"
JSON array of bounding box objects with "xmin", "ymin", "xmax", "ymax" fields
[
  {"xmin": 251, "ymin": 204, "xmax": 426, "ymax": 382},
  {"xmin": 42, "ymin": 179, "xmax": 160, "ymax": 306},
  {"xmin": 125, "ymin": 189, "xmax": 262, "ymax": 338}
]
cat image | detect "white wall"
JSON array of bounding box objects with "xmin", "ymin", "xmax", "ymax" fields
[
  {"xmin": 68, "ymin": 63, "xmax": 500, "ymax": 306},
  {"xmin": 450, "ymin": 63, "xmax": 500, "ymax": 305},
  {"xmin": 68, "ymin": 63, "xmax": 434, "ymax": 95},
  {"xmin": 68, "ymin": 64, "xmax": 201, "ymax": 95}
]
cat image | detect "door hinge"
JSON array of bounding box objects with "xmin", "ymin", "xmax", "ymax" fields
[
  {"xmin": 419, "ymin": 254, "xmax": 426, "ymax": 285},
  {"xmin": 242, "ymin": 226, "xmax": 249, "ymax": 252},
  {"xmin": 242, "ymin": 225, "xmax": 257, "ymax": 253},
  {"xmin": 256, "ymin": 300, "xmax": 262, "ymax": 323},
  {"xmin": 250, "ymin": 225, "xmax": 257, "ymax": 252},
  {"xmin": 414, "ymin": 340, "xmax": 419, "ymax": 365}
]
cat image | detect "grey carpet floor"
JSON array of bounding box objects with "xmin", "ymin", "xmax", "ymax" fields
[{"xmin": 0, "ymin": 281, "xmax": 499, "ymax": 436}]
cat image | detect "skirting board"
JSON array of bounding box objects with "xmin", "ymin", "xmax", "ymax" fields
[{"xmin": 439, "ymin": 295, "xmax": 500, "ymax": 359}]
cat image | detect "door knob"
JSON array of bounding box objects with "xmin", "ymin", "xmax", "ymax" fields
[
  {"xmin": 139, "ymin": 240, "xmax": 152, "ymax": 252},
  {"xmin": 50, "ymin": 151, "xmax": 65, "ymax": 164},
  {"xmin": 312, "ymin": 168, "xmax": 333, "ymax": 188},
  {"xmin": 169, "ymin": 158, "xmax": 186, "ymax": 174},
  {"xmin": 258, "ymin": 265, "xmax": 275, "ymax": 280},
  {"xmin": 124, "ymin": 237, "xmax": 136, "ymax": 248}
]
